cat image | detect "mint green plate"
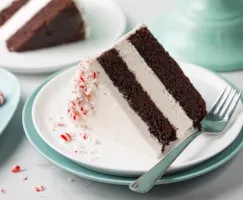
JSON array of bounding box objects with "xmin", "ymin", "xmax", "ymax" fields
[{"xmin": 22, "ymin": 69, "xmax": 243, "ymax": 185}]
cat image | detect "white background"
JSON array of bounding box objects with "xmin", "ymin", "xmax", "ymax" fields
[{"xmin": 1, "ymin": 0, "xmax": 243, "ymax": 199}]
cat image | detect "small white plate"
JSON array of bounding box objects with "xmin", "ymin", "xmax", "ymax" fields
[
  {"xmin": 0, "ymin": 0, "xmax": 126, "ymax": 74},
  {"xmin": 32, "ymin": 61, "xmax": 243, "ymax": 176}
]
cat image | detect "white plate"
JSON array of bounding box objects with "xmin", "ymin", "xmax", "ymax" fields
[
  {"xmin": 0, "ymin": 0, "xmax": 126, "ymax": 74},
  {"xmin": 32, "ymin": 61, "xmax": 243, "ymax": 176}
]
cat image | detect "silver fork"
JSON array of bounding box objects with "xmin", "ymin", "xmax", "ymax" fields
[{"xmin": 129, "ymin": 87, "xmax": 242, "ymax": 193}]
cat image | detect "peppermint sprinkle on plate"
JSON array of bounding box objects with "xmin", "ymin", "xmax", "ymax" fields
[
  {"xmin": 11, "ymin": 165, "xmax": 21, "ymax": 173},
  {"xmin": 60, "ymin": 132, "xmax": 72, "ymax": 142},
  {"xmin": 0, "ymin": 92, "xmax": 4, "ymax": 106},
  {"xmin": 35, "ymin": 186, "xmax": 45, "ymax": 192}
]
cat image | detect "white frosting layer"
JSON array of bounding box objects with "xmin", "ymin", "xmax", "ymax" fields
[
  {"xmin": 115, "ymin": 39, "xmax": 194, "ymax": 138},
  {"xmin": 81, "ymin": 60, "xmax": 163, "ymax": 158},
  {"xmin": 0, "ymin": 0, "xmax": 51, "ymax": 41},
  {"xmin": 72, "ymin": 0, "xmax": 89, "ymax": 39},
  {"xmin": 0, "ymin": 0, "xmax": 15, "ymax": 12}
]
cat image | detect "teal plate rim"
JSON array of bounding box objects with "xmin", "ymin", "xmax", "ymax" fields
[{"xmin": 22, "ymin": 65, "xmax": 243, "ymax": 185}]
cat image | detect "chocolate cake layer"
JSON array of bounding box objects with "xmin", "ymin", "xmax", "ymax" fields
[
  {"xmin": 0, "ymin": 0, "xmax": 29, "ymax": 27},
  {"xmin": 128, "ymin": 27, "xmax": 207, "ymax": 127},
  {"xmin": 7, "ymin": 0, "xmax": 85, "ymax": 52},
  {"xmin": 97, "ymin": 48, "xmax": 177, "ymax": 150}
]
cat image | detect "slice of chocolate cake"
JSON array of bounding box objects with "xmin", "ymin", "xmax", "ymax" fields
[
  {"xmin": 0, "ymin": 0, "xmax": 29, "ymax": 27},
  {"xmin": 0, "ymin": 0, "xmax": 88, "ymax": 52},
  {"xmin": 68, "ymin": 24, "xmax": 207, "ymax": 158}
]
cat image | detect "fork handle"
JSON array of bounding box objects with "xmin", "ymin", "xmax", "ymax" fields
[{"xmin": 129, "ymin": 130, "xmax": 203, "ymax": 193}]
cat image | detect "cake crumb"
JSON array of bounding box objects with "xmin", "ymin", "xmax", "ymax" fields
[
  {"xmin": 89, "ymin": 149, "xmax": 98, "ymax": 154},
  {"xmin": 68, "ymin": 177, "xmax": 74, "ymax": 183},
  {"xmin": 89, "ymin": 157, "xmax": 99, "ymax": 162},
  {"xmin": 89, "ymin": 138, "xmax": 100, "ymax": 146}
]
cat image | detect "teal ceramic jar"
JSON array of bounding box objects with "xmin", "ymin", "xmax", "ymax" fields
[{"xmin": 152, "ymin": 0, "xmax": 243, "ymax": 71}]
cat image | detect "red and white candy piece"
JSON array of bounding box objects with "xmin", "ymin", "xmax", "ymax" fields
[
  {"xmin": 60, "ymin": 132, "xmax": 72, "ymax": 142},
  {"xmin": 0, "ymin": 92, "xmax": 4, "ymax": 106},
  {"xmin": 35, "ymin": 186, "xmax": 45, "ymax": 192},
  {"xmin": 80, "ymin": 132, "xmax": 88, "ymax": 140},
  {"xmin": 11, "ymin": 165, "xmax": 21, "ymax": 173},
  {"xmin": 1, "ymin": 189, "xmax": 5, "ymax": 194},
  {"xmin": 68, "ymin": 108, "xmax": 80, "ymax": 121}
]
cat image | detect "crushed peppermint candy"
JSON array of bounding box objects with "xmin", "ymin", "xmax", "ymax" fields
[
  {"xmin": 0, "ymin": 92, "xmax": 4, "ymax": 106},
  {"xmin": 11, "ymin": 165, "xmax": 21, "ymax": 173},
  {"xmin": 23, "ymin": 177, "xmax": 28, "ymax": 181},
  {"xmin": 68, "ymin": 61, "xmax": 99, "ymax": 123},
  {"xmin": 52, "ymin": 122, "xmax": 65, "ymax": 128},
  {"xmin": 80, "ymin": 132, "xmax": 88, "ymax": 140},
  {"xmin": 35, "ymin": 186, "xmax": 45, "ymax": 192},
  {"xmin": 79, "ymin": 132, "xmax": 100, "ymax": 146},
  {"xmin": 1, "ymin": 189, "xmax": 5, "ymax": 194},
  {"xmin": 56, "ymin": 123, "xmax": 65, "ymax": 127},
  {"xmin": 60, "ymin": 132, "xmax": 72, "ymax": 142},
  {"xmin": 50, "ymin": 119, "xmax": 65, "ymax": 130}
]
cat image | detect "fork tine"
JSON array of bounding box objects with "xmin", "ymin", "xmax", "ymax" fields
[
  {"xmin": 213, "ymin": 87, "xmax": 232, "ymax": 115},
  {"xmin": 224, "ymin": 91, "xmax": 241, "ymax": 120},
  {"xmin": 219, "ymin": 90, "xmax": 237, "ymax": 118},
  {"xmin": 214, "ymin": 87, "xmax": 232, "ymax": 115},
  {"xmin": 208, "ymin": 87, "xmax": 227, "ymax": 115}
]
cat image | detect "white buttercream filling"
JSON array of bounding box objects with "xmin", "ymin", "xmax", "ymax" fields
[
  {"xmin": 115, "ymin": 39, "xmax": 194, "ymax": 138},
  {"xmin": 0, "ymin": 0, "xmax": 15, "ymax": 12},
  {"xmin": 0, "ymin": 0, "xmax": 51, "ymax": 41}
]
